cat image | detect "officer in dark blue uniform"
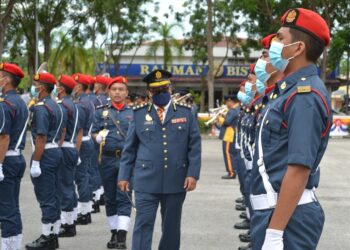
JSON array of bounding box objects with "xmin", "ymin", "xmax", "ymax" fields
[
  {"xmin": 72, "ymin": 73, "xmax": 95, "ymax": 225},
  {"xmin": 249, "ymin": 8, "xmax": 332, "ymax": 250},
  {"xmin": 26, "ymin": 72, "xmax": 64, "ymax": 250},
  {"xmin": 90, "ymin": 75, "xmax": 110, "ymax": 212},
  {"xmin": 53, "ymin": 75, "xmax": 80, "ymax": 238},
  {"xmin": 118, "ymin": 70, "xmax": 201, "ymax": 250},
  {"xmin": 217, "ymin": 95, "xmax": 240, "ymax": 179},
  {"xmin": 92, "ymin": 76, "xmax": 133, "ymax": 249},
  {"xmin": 0, "ymin": 63, "xmax": 28, "ymax": 249}
]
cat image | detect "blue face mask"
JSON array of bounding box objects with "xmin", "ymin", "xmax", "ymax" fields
[
  {"xmin": 256, "ymin": 79, "xmax": 266, "ymax": 94},
  {"xmin": 31, "ymin": 85, "xmax": 39, "ymax": 98},
  {"xmin": 254, "ymin": 58, "xmax": 272, "ymax": 83},
  {"xmin": 269, "ymin": 41, "xmax": 299, "ymax": 72},
  {"xmin": 237, "ymin": 91, "xmax": 253, "ymax": 105},
  {"xmin": 152, "ymin": 92, "xmax": 171, "ymax": 106},
  {"xmin": 244, "ymin": 82, "xmax": 256, "ymax": 98}
]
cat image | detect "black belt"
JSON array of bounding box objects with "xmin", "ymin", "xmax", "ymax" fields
[{"xmin": 102, "ymin": 150, "xmax": 122, "ymax": 158}]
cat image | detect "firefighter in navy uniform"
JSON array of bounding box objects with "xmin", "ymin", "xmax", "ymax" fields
[
  {"xmin": 118, "ymin": 70, "xmax": 201, "ymax": 250},
  {"xmin": 92, "ymin": 76, "xmax": 133, "ymax": 249},
  {"xmin": 250, "ymin": 8, "xmax": 332, "ymax": 250},
  {"xmin": 26, "ymin": 72, "xmax": 63, "ymax": 250},
  {"xmin": 53, "ymin": 75, "xmax": 80, "ymax": 238},
  {"xmin": 72, "ymin": 73, "xmax": 95, "ymax": 225},
  {"xmin": 0, "ymin": 63, "xmax": 29, "ymax": 250}
]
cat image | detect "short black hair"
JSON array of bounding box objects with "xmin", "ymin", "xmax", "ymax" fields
[
  {"xmin": 3, "ymin": 71, "xmax": 21, "ymax": 87},
  {"xmin": 61, "ymin": 84, "xmax": 72, "ymax": 95},
  {"xmin": 80, "ymin": 83, "xmax": 88, "ymax": 92},
  {"xmin": 89, "ymin": 83, "xmax": 94, "ymax": 92},
  {"xmin": 289, "ymin": 28, "xmax": 324, "ymax": 63},
  {"xmin": 42, "ymin": 83, "xmax": 54, "ymax": 93}
]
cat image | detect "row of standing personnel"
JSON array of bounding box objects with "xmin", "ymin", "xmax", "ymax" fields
[
  {"xmin": 218, "ymin": 8, "xmax": 332, "ymax": 250},
  {"xmin": 0, "ymin": 65, "xmax": 202, "ymax": 250}
]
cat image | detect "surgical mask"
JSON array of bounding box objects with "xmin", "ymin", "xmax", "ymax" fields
[
  {"xmin": 237, "ymin": 91, "xmax": 253, "ymax": 105},
  {"xmin": 30, "ymin": 85, "xmax": 39, "ymax": 98},
  {"xmin": 244, "ymin": 82, "xmax": 256, "ymax": 97},
  {"xmin": 269, "ymin": 41, "xmax": 299, "ymax": 72},
  {"xmin": 256, "ymin": 79, "xmax": 266, "ymax": 94},
  {"xmin": 152, "ymin": 92, "xmax": 171, "ymax": 106},
  {"xmin": 52, "ymin": 85, "xmax": 58, "ymax": 97},
  {"xmin": 254, "ymin": 58, "xmax": 274, "ymax": 83}
]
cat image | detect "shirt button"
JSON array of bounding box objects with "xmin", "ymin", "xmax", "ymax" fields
[
  {"xmin": 164, "ymin": 157, "xmax": 168, "ymax": 161},
  {"xmin": 183, "ymin": 164, "xmax": 186, "ymax": 167},
  {"xmin": 142, "ymin": 164, "xmax": 145, "ymax": 168},
  {"xmin": 164, "ymin": 165, "xmax": 168, "ymax": 168},
  {"xmin": 146, "ymin": 128, "xmax": 149, "ymax": 131},
  {"xmin": 163, "ymin": 134, "xmax": 167, "ymax": 138},
  {"xmin": 265, "ymin": 120, "xmax": 269, "ymax": 125},
  {"xmin": 164, "ymin": 150, "xmax": 168, "ymax": 154},
  {"xmin": 178, "ymin": 126, "xmax": 182, "ymax": 129},
  {"xmin": 117, "ymin": 131, "xmax": 120, "ymax": 134},
  {"xmin": 162, "ymin": 128, "xmax": 166, "ymax": 131},
  {"xmin": 117, "ymin": 121, "xmax": 120, "ymax": 124}
]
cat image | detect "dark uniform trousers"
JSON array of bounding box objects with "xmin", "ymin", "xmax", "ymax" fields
[
  {"xmin": 75, "ymin": 140, "xmax": 93, "ymax": 203},
  {"xmin": 0, "ymin": 155, "xmax": 26, "ymax": 237},
  {"xmin": 58, "ymin": 147, "xmax": 79, "ymax": 212},
  {"xmin": 132, "ymin": 192, "xmax": 186, "ymax": 250},
  {"xmin": 99, "ymin": 156, "xmax": 131, "ymax": 217},
  {"xmin": 31, "ymin": 148, "xmax": 63, "ymax": 223},
  {"xmin": 221, "ymin": 141, "xmax": 237, "ymax": 176}
]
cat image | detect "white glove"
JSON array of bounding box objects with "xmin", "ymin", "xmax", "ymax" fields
[
  {"xmin": 30, "ymin": 160, "xmax": 42, "ymax": 178},
  {"xmin": 262, "ymin": 228, "xmax": 284, "ymax": 250},
  {"xmin": 0, "ymin": 163, "xmax": 4, "ymax": 181},
  {"xmin": 96, "ymin": 130, "xmax": 109, "ymax": 144},
  {"xmin": 77, "ymin": 157, "xmax": 82, "ymax": 166}
]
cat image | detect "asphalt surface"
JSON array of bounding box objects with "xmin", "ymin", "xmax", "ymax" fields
[{"xmin": 14, "ymin": 136, "xmax": 350, "ymax": 250}]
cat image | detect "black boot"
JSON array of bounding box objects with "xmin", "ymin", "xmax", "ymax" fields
[
  {"xmin": 107, "ymin": 230, "xmax": 118, "ymax": 249},
  {"xmin": 239, "ymin": 230, "xmax": 251, "ymax": 242},
  {"xmin": 239, "ymin": 211, "xmax": 247, "ymax": 219},
  {"xmin": 76, "ymin": 213, "xmax": 91, "ymax": 225},
  {"xmin": 59, "ymin": 224, "xmax": 76, "ymax": 237},
  {"xmin": 235, "ymin": 196, "xmax": 244, "ymax": 203},
  {"xmin": 234, "ymin": 219, "xmax": 250, "ymax": 230},
  {"xmin": 238, "ymin": 243, "xmax": 252, "ymax": 250},
  {"xmin": 92, "ymin": 201, "xmax": 100, "ymax": 213},
  {"xmin": 54, "ymin": 235, "xmax": 59, "ymax": 249},
  {"xmin": 99, "ymin": 194, "xmax": 105, "ymax": 206},
  {"xmin": 116, "ymin": 230, "xmax": 127, "ymax": 249},
  {"xmin": 235, "ymin": 203, "xmax": 246, "ymax": 211},
  {"xmin": 25, "ymin": 234, "xmax": 56, "ymax": 250}
]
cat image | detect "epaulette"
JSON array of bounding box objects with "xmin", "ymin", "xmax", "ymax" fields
[
  {"xmin": 96, "ymin": 103, "xmax": 110, "ymax": 110},
  {"xmin": 35, "ymin": 102, "xmax": 45, "ymax": 106},
  {"xmin": 175, "ymin": 102, "xmax": 191, "ymax": 109},
  {"xmin": 133, "ymin": 102, "xmax": 149, "ymax": 111},
  {"xmin": 296, "ymin": 77, "xmax": 311, "ymax": 94}
]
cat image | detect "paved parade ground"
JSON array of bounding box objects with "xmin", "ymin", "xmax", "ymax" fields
[{"xmin": 18, "ymin": 136, "xmax": 350, "ymax": 250}]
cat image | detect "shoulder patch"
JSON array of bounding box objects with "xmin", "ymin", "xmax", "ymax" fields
[
  {"xmin": 297, "ymin": 86, "xmax": 311, "ymax": 93},
  {"xmin": 133, "ymin": 102, "xmax": 149, "ymax": 111},
  {"xmin": 97, "ymin": 103, "xmax": 109, "ymax": 110},
  {"xmin": 35, "ymin": 102, "xmax": 45, "ymax": 106},
  {"xmin": 175, "ymin": 102, "xmax": 191, "ymax": 109}
]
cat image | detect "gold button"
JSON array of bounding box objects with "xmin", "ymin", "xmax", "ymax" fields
[
  {"xmin": 164, "ymin": 157, "xmax": 168, "ymax": 161},
  {"xmin": 164, "ymin": 150, "xmax": 168, "ymax": 153},
  {"xmin": 262, "ymin": 105, "xmax": 265, "ymax": 108},
  {"xmin": 162, "ymin": 128, "xmax": 166, "ymax": 131},
  {"xmin": 301, "ymin": 77, "xmax": 306, "ymax": 81},
  {"xmin": 270, "ymin": 93, "xmax": 273, "ymax": 99},
  {"xmin": 164, "ymin": 165, "xmax": 168, "ymax": 168},
  {"xmin": 273, "ymin": 94, "xmax": 277, "ymax": 99},
  {"xmin": 163, "ymin": 135, "xmax": 167, "ymax": 138},
  {"xmin": 163, "ymin": 142, "xmax": 167, "ymax": 146},
  {"xmin": 265, "ymin": 120, "xmax": 269, "ymax": 125}
]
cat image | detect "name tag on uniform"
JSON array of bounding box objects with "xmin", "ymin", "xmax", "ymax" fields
[
  {"xmin": 171, "ymin": 118, "xmax": 187, "ymax": 124},
  {"xmin": 144, "ymin": 121, "xmax": 153, "ymax": 125}
]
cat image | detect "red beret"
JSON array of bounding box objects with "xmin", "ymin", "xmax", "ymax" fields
[
  {"xmin": 281, "ymin": 8, "xmax": 330, "ymax": 47},
  {"xmin": 95, "ymin": 75, "xmax": 110, "ymax": 86},
  {"xmin": 58, "ymin": 75, "xmax": 76, "ymax": 90},
  {"xmin": 108, "ymin": 76, "xmax": 128, "ymax": 89},
  {"xmin": 33, "ymin": 72, "xmax": 56, "ymax": 85},
  {"xmin": 73, "ymin": 73, "xmax": 90, "ymax": 86},
  {"xmin": 0, "ymin": 62, "xmax": 24, "ymax": 78},
  {"xmin": 249, "ymin": 64, "xmax": 255, "ymax": 74},
  {"xmin": 86, "ymin": 75, "xmax": 96, "ymax": 85},
  {"xmin": 261, "ymin": 34, "xmax": 277, "ymax": 49}
]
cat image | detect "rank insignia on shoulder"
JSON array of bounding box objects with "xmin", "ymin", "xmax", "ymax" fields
[
  {"xmin": 297, "ymin": 86, "xmax": 311, "ymax": 93},
  {"xmin": 175, "ymin": 102, "xmax": 191, "ymax": 109},
  {"xmin": 57, "ymin": 100, "xmax": 63, "ymax": 104},
  {"xmin": 280, "ymin": 82, "xmax": 286, "ymax": 90},
  {"xmin": 35, "ymin": 102, "xmax": 45, "ymax": 106}
]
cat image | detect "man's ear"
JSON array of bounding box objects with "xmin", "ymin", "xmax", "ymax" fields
[{"xmin": 294, "ymin": 41, "xmax": 306, "ymax": 58}]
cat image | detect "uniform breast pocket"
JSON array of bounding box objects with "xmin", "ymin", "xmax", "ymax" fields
[
  {"xmin": 263, "ymin": 113, "xmax": 286, "ymax": 145},
  {"xmin": 171, "ymin": 123, "xmax": 188, "ymax": 140},
  {"xmin": 140, "ymin": 124, "xmax": 155, "ymax": 142}
]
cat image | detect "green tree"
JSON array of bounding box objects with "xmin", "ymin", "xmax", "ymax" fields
[
  {"xmin": 146, "ymin": 22, "xmax": 183, "ymax": 69},
  {"xmin": 0, "ymin": 0, "xmax": 17, "ymax": 59}
]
